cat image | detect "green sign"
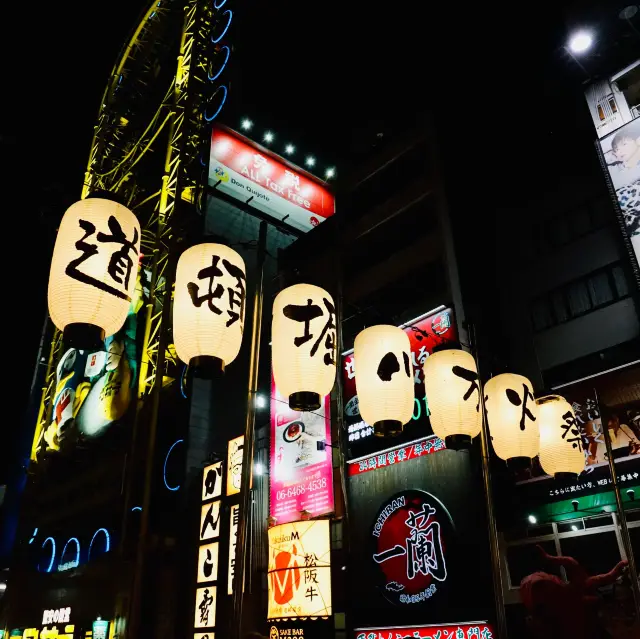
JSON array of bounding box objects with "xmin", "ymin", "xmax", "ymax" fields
[{"xmin": 93, "ymin": 620, "xmax": 109, "ymax": 639}]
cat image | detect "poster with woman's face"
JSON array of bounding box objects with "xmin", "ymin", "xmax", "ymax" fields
[{"xmin": 599, "ymin": 118, "xmax": 640, "ymax": 266}]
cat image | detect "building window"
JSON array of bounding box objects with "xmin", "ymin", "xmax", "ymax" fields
[
  {"xmin": 534, "ymin": 196, "xmax": 613, "ymax": 255},
  {"xmin": 530, "ymin": 262, "xmax": 631, "ymax": 332}
]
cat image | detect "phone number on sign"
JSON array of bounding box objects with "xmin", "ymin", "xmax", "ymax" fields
[{"xmin": 276, "ymin": 478, "xmax": 327, "ymax": 501}]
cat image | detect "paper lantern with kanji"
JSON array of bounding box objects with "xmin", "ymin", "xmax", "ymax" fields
[
  {"xmin": 537, "ymin": 395, "xmax": 585, "ymax": 478},
  {"xmin": 174, "ymin": 243, "xmax": 246, "ymax": 376},
  {"xmin": 272, "ymin": 283, "xmax": 336, "ymax": 411},
  {"xmin": 48, "ymin": 198, "xmax": 141, "ymax": 348},
  {"xmin": 354, "ymin": 325, "xmax": 413, "ymax": 437},
  {"xmin": 484, "ymin": 373, "xmax": 539, "ymax": 464},
  {"xmin": 423, "ymin": 349, "xmax": 482, "ymax": 449}
]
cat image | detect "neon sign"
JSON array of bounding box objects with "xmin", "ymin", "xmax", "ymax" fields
[{"xmin": 371, "ymin": 490, "xmax": 455, "ymax": 606}]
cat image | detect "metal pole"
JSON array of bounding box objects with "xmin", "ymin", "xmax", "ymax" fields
[
  {"xmin": 595, "ymin": 389, "xmax": 640, "ymax": 616},
  {"xmin": 471, "ymin": 324, "xmax": 509, "ymax": 639},
  {"xmin": 231, "ymin": 220, "xmax": 267, "ymax": 639}
]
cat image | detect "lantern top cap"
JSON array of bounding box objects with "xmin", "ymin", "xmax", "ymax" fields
[
  {"xmin": 84, "ymin": 190, "xmax": 129, "ymax": 206},
  {"xmin": 536, "ymin": 394, "xmax": 566, "ymax": 406}
]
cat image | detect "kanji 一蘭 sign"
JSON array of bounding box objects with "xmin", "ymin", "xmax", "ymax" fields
[{"xmin": 371, "ymin": 490, "xmax": 455, "ymax": 606}]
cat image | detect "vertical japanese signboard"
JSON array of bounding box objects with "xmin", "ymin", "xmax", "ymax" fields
[
  {"xmin": 267, "ymin": 520, "xmax": 332, "ymax": 619},
  {"xmin": 227, "ymin": 504, "xmax": 239, "ymax": 595},
  {"xmin": 343, "ymin": 307, "xmax": 457, "ymax": 460},
  {"xmin": 194, "ymin": 461, "xmax": 223, "ymax": 636},
  {"xmin": 270, "ymin": 376, "xmax": 334, "ymax": 524}
]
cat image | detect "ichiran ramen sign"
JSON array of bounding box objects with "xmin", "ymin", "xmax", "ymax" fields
[{"xmin": 371, "ymin": 490, "xmax": 455, "ymax": 606}]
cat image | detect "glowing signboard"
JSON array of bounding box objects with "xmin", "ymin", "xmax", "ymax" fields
[
  {"xmin": 371, "ymin": 490, "xmax": 455, "ymax": 606},
  {"xmin": 267, "ymin": 520, "xmax": 332, "ymax": 619},
  {"xmin": 227, "ymin": 436, "xmax": 244, "ymax": 496},
  {"xmin": 200, "ymin": 501, "xmax": 221, "ymax": 541},
  {"xmin": 270, "ymin": 376, "xmax": 334, "ymax": 524},
  {"xmin": 197, "ymin": 542, "xmax": 219, "ymax": 584},
  {"xmin": 355, "ymin": 623, "xmax": 494, "ymax": 639},
  {"xmin": 209, "ymin": 128, "xmax": 335, "ymax": 233},
  {"xmin": 202, "ymin": 461, "xmax": 223, "ymax": 501},
  {"xmin": 228, "ymin": 504, "xmax": 239, "ymax": 595}
]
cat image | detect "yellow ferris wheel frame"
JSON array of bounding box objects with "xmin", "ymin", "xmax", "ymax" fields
[{"xmin": 31, "ymin": 0, "xmax": 230, "ymax": 461}]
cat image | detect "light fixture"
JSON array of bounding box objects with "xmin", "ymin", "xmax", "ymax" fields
[
  {"xmin": 48, "ymin": 196, "xmax": 141, "ymax": 349},
  {"xmin": 568, "ymin": 30, "xmax": 593, "ymax": 54},
  {"xmin": 325, "ymin": 167, "xmax": 335, "ymax": 179},
  {"xmin": 255, "ymin": 394, "xmax": 267, "ymax": 409},
  {"xmin": 484, "ymin": 373, "xmax": 540, "ymax": 466},
  {"xmin": 285, "ymin": 144, "xmax": 295, "ymax": 155},
  {"xmin": 305, "ymin": 156, "xmax": 316, "ymax": 167},
  {"xmin": 241, "ymin": 118, "xmax": 253, "ymax": 130},
  {"xmin": 423, "ymin": 349, "xmax": 482, "ymax": 450},
  {"xmin": 272, "ymin": 283, "xmax": 337, "ymax": 411},
  {"xmin": 264, "ymin": 131, "xmax": 274, "ymax": 143},
  {"xmin": 571, "ymin": 525, "xmax": 578, "ymax": 532},
  {"xmin": 354, "ymin": 325, "xmax": 413, "ymax": 437},
  {"xmin": 528, "ymin": 515, "xmax": 537, "ymax": 524},
  {"xmin": 537, "ymin": 395, "xmax": 584, "ymax": 479},
  {"xmin": 174, "ymin": 243, "xmax": 247, "ymax": 377}
]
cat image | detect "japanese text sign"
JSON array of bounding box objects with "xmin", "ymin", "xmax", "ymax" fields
[
  {"xmin": 348, "ymin": 436, "xmax": 446, "ymax": 476},
  {"xmin": 355, "ymin": 623, "xmax": 493, "ymax": 639},
  {"xmin": 270, "ymin": 375, "xmax": 334, "ymax": 524},
  {"xmin": 210, "ymin": 128, "xmax": 335, "ymax": 232},
  {"xmin": 371, "ymin": 490, "xmax": 455, "ymax": 606},
  {"xmin": 343, "ymin": 308, "xmax": 457, "ymax": 460},
  {"xmin": 268, "ymin": 520, "xmax": 332, "ymax": 619}
]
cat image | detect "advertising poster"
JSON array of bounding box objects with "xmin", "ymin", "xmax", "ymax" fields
[
  {"xmin": 343, "ymin": 307, "xmax": 457, "ymax": 460},
  {"xmin": 598, "ymin": 117, "xmax": 640, "ymax": 269},
  {"xmin": 270, "ymin": 376, "xmax": 334, "ymax": 524},
  {"xmin": 267, "ymin": 520, "xmax": 332, "ymax": 619},
  {"xmin": 355, "ymin": 623, "xmax": 494, "ymax": 639},
  {"xmin": 209, "ymin": 127, "xmax": 335, "ymax": 233},
  {"xmin": 32, "ymin": 275, "xmax": 146, "ymax": 460}
]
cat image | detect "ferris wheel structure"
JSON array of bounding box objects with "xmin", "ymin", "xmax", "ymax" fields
[{"xmin": 32, "ymin": 0, "xmax": 232, "ymax": 460}]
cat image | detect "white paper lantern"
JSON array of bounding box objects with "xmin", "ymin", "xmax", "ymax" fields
[
  {"xmin": 537, "ymin": 395, "xmax": 584, "ymax": 477},
  {"xmin": 48, "ymin": 198, "xmax": 141, "ymax": 346},
  {"xmin": 485, "ymin": 373, "xmax": 540, "ymax": 462},
  {"xmin": 272, "ymin": 283, "xmax": 336, "ymax": 411},
  {"xmin": 174, "ymin": 243, "xmax": 246, "ymax": 373},
  {"xmin": 423, "ymin": 349, "xmax": 482, "ymax": 449},
  {"xmin": 354, "ymin": 325, "xmax": 413, "ymax": 437}
]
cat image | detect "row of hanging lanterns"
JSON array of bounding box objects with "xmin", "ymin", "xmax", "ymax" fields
[{"xmin": 48, "ymin": 197, "xmax": 585, "ymax": 478}]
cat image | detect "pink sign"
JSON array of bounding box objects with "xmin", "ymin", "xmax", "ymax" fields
[{"xmin": 269, "ymin": 375, "xmax": 334, "ymax": 524}]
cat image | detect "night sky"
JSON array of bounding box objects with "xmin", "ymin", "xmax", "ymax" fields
[{"xmin": 1, "ymin": 0, "xmax": 637, "ymax": 481}]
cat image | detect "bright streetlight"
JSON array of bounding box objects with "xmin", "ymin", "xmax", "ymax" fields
[
  {"xmin": 285, "ymin": 144, "xmax": 295, "ymax": 155},
  {"xmin": 568, "ymin": 31, "xmax": 593, "ymax": 54},
  {"xmin": 325, "ymin": 167, "xmax": 335, "ymax": 179},
  {"xmin": 264, "ymin": 131, "xmax": 274, "ymax": 143},
  {"xmin": 241, "ymin": 118, "xmax": 253, "ymax": 131}
]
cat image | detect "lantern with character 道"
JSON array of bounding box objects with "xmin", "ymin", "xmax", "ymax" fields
[
  {"xmin": 423, "ymin": 349, "xmax": 482, "ymax": 450},
  {"xmin": 537, "ymin": 395, "xmax": 585, "ymax": 478},
  {"xmin": 174, "ymin": 243, "xmax": 247, "ymax": 377},
  {"xmin": 272, "ymin": 283, "xmax": 337, "ymax": 411},
  {"xmin": 354, "ymin": 325, "xmax": 413, "ymax": 437},
  {"xmin": 48, "ymin": 197, "xmax": 141, "ymax": 349},
  {"xmin": 484, "ymin": 373, "xmax": 540, "ymax": 466}
]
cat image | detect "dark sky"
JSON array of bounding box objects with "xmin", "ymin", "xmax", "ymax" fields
[{"xmin": 1, "ymin": 0, "xmax": 637, "ymax": 480}]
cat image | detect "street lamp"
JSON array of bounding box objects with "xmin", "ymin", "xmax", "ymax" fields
[{"xmin": 568, "ymin": 30, "xmax": 593, "ymax": 54}]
